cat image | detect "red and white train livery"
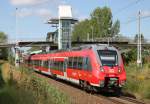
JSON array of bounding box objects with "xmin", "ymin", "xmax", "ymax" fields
[{"xmin": 25, "ymin": 44, "xmax": 126, "ymax": 92}]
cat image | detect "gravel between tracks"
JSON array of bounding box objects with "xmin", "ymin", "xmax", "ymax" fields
[{"xmin": 35, "ymin": 73, "xmax": 116, "ymax": 104}]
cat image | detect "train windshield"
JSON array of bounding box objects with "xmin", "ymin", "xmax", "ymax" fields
[{"xmin": 97, "ymin": 50, "xmax": 118, "ymax": 67}]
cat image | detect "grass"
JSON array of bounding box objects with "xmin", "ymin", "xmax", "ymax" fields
[
  {"xmin": 123, "ymin": 63, "xmax": 150, "ymax": 100},
  {"xmin": 0, "ymin": 85, "xmax": 35, "ymax": 104},
  {"xmin": 0, "ymin": 62, "xmax": 69, "ymax": 104}
]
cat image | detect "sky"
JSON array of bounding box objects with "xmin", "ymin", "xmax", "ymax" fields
[{"xmin": 1, "ymin": 0, "xmax": 150, "ymax": 42}]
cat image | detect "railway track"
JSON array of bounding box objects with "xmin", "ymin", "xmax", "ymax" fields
[
  {"xmin": 108, "ymin": 96, "xmax": 145, "ymax": 104},
  {"xmin": 119, "ymin": 96, "xmax": 145, "ymax": 104},
  {"xmin": 94, "ymin": 94, "xmax": 145, "ymax": 104},
  {"xmin": 33, "ymin": 71, "xmax": 147, "ymax": 104}
]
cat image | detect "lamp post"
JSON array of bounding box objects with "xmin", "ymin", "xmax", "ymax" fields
[
  {"xmin": 15, "ymin": 8, "xmax": 20, "ymax": 67},
  {"xmin": 15, "ymin": 8, "xmax": 18, "ymax": 43},
  {"xmin": 137, "ymin": 11, "xmax": 142, "ymax": 67}
]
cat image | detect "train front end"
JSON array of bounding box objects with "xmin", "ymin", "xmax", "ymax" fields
[{"xmin": 93, "ymin": 45, "xmax": 126, "ymax": 91}]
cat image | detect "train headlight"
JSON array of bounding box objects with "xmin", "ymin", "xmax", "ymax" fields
[
  {"xmin": 118, "ymin": 67, "xmax": 122, "ymax": 73},
  {"xmin": 100, "ymin": 66, "xmax": 104, "ymax": 72}
]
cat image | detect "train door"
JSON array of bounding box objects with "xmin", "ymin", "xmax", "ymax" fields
[
  {"xmin": 63, "ymin": 58, "xmax": 68, "ymax": 78},
  {"xmin": 48, "ymin": 60, "xmax": 51, "ymax": 75}
]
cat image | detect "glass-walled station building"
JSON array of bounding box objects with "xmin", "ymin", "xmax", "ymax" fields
[{"xmin": 47, "ymin": 5, "xmax": 78, "ymax": 50}]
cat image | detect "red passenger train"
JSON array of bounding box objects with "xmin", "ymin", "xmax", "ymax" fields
[{"xmin": 25, "ymin": 44, "xmax": 126, "ymax": 93}]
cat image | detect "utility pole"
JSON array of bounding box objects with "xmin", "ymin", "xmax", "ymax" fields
[
  {"xmin": 15, "ymin": 8, "xmax": 18, "ymax": 43},
  {"xmin": 137, "ymin": 11, "xmax": 142, "ymax": 67},
  {"xmin": 15, "ymin": 8, "xmax": 20, "ymax": 67}
]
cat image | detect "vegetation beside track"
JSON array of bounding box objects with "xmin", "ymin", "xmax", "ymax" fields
[
  {"xmin": 122, "ymin": 49, "xmax": 150, "ymax": 103},
  {"xmin": 0, "ymin": 61, "xmax": 69, "ymax": 104},
  {"xmin": 123, "ymin": 63, "xmax": 150, "ymax": 102}
]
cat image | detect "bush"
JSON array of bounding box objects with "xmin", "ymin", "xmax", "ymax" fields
[
  {"xmin": 144, "ymin": 86, "xmax": 150, "ymax": 99},
  {"xmin": 124, "ymin": 63, "xmax": 150, "ymax": 100},
  {"xmin": 0, "ymin": 63, "xmax": 69, "ymax": 104},
  {"xmin": 123, "ymin": 78, "xmax": 141, "ymax": 93},
  {"xmin": 0, "ymin": 48, "xmax": 8, "ymax": 60},
  {"xmin": 122, "ymin": 49, "xmax": 137, "ymax": 65},
  {"xmin": 0, "ymin": 85, "xmax": 35, "ymax": 104}
]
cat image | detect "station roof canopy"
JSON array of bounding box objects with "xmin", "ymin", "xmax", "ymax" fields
[
  {"xmin": 47, "ymin": 18, "xmax": 78, "ymax": 24},
  {"xmin": 47, "ymin": 5, "xmax": 78, "ymax": 25}
]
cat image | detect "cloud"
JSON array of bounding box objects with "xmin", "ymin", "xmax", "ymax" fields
[
  {"xmin": 141, "ymin": 10, "xmax": 150, "ymax": 17},
  {"xmin": 17, "ymin": 8, "xmax": 33, "ymax": 18},
  {"xmin": 79, "ymin": 15, "xmax": 89, "ymax": 21},
  {"xmin": 16, "ymin": 8, "xmax": 52, "ymax": 19},
  {"xmin": 10, "ymin": 0, "xmax": 65, "ymax": 6},
  {"xmin": 73, "ymin": 8, "xmax": 89, "ymax": 21},
  {"xmin": 10, "ymin": 0, "xmax": 49, "ymax": 6},
  {"xmin": 36, "ymin": 8, "xmax": 51, "ymax": 18}
]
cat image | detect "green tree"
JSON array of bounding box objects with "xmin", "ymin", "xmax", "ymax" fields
[
  {"xmin": 0, "ymin": 32, "xmax": 7, "ymax": 43},
  {"xmin": 72, "ymin": 7, "xmax": 120, "ymax": 41},
  {"xmin": 134, "ymin": 34, "xmax": 146, "ymax": 43},
  {"xmin": 72, "ymin": 19, "xmax": 91, "ymax": 41},
  {"xmin": 0, "ymin": 32, "xmax": 8, "ymax": 60},
  {"xmin": 111, "ymin": 20, "xmax": 120, "ymax": 37},
  {"xmin": 90, "ymin": 7, "xmax": 112, "ymax": 38}
]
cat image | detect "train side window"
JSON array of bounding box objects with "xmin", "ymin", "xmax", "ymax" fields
[
  {"xmin": 68, "ymin": 57, "xmax": 73, "ymax": 68},
  {"xmin": 55, "ymin": 61, "xmax": 60, "ymax": 70},
  {"xmin": 39, "ymin": 60, "xmax": 41, "ymax": 66},
  {"xmin": 87, "ymin": 58, "xmax": 92, "ymax": 71},
  {"xmin": 35, "ymin": 60, "xmax": 37, "ymax": 66},
  {"xmin": 48, "ymin": 60, "xmax": 52, "ymax": 68},
  {"xmin": 83, "ymin": 57, "xmax": 92, "ymax": 71},
  {"xmin": 30, "ymin": 60, "xmax": 32, "ymax": 65},
  {"xmin": 43, "ymin": 61, "xmax": 48, "ymax": 68},
  {"xmin": 50, "ymin": 60, "xmax": 54, "ymax": 69},
  {"xmin": 53, "ymin": 61, "xmax": 57, "ymax": 70},
  {"xmin": 33, "ymin": 60, "xmax": 35, "ymax": 66},
  {"xmin": 36, "ymin": 60, "xmax": 38, "ymax": 66},
  {"xmin": 35, "ymin": 60, "xmax": 36, "ymax": 66},
  {"xmin": 78, "ymin": 57, "xmax": 83, "ymax": 69},
  {"xmin": 38, "ymin": 60, "xmax": 39, "ymax": 66},
  {"xmin": 34, "ymin": 60, "xmax": 36, "ymax": 66},
  {"xmin": 73, "ymin": 57, "xmax": 78, "ymax": 69},
  {"xmin": 59, "ymin": 61, "xmax": 64, "ymax": 71},
  {"xmin": 52, "ymin": 61, "xmax": 54, "ymax": 69}
]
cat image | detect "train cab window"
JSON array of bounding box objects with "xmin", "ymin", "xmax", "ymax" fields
[
  {"xmin": 83, "ymin": 57, "xmax": 92, "ymax": 71},
  {"xmin": 97, "ymin": 50, "xmax": 118, "ymax": 67}
]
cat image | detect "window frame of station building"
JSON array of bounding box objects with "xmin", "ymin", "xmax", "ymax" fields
[{"xmin": 61, "ymin": 20, "xmax": 72, "ymax": 49}]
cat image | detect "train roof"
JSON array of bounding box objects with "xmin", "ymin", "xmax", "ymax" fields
[
  {"xmin": 30, "ymin": 44, "xmax": 118, "ymax": 56},
  {"xmin": 70, "ymin": 44, "xmax": 117, "ymax": 51}
]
